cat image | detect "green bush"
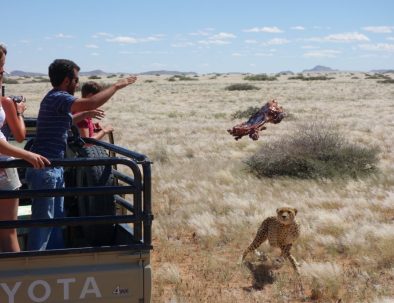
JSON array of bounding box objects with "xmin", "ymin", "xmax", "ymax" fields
[
  {"xmin": 2, "ymin": 78, "xmax": 19, "ymax": 84},
  {"xmin": 288, "ymin": 74, "xmax": 334, "ymax": 81},
  {"xmin": 88, "ymin": 75, "xmax": 101, "ymax": 80},
  {"xmin": 231, "ymin": 106, "xmax": 260, "ymax": 119},
  {"xmin": 377, "ymin": 79, "xmax": 394, "ymax": 84},
  {"xmin": 245, "ymin": 121, "xmax": 379, "ymax": 179},
  {"xmin": 225, "ymin": 84, "xmax": 260, "ymax": 91},
  {"xmin": 244, "ymin": 74, "xmax": 277, "ymax": 81},
  {"xmin": 365, "ymin": 73, "xmax": 390, "ymax": 80},
  {"xmin": 167, "ymin": 75, "xmax": 198, "ymax": 81}
]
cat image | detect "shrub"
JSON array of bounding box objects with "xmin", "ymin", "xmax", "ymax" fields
[
  {"xmin": 231, "ymin": 106, "xmax": 260, "ymax": 119},
  {"xmin": 245, "ymin": 121, "xmax": 379, "ymax": 179},
  {"xmin": 288, "ymin": 74, "xmax": 334, "ymax": 81},
  {"xmin": 225, "ymin": 84, "xmax": 260, "ymax": 91},
  {"xmin": 167, "ymin": 75, "xmax": 198, "ymax": 81},
  {"xmin": 377, "ymin": 79, "xmax": 394, "ymax": 84},
  {"xmin": 2, "ymin": 78, "xmax": 19, "ymax": 84},
  {"xmin": 244, "ymin": 74, "xmax": 277, "ymax": 81},
  {"xmin": 88, "ymin": 75, "xmax": 102, "ymax": 80},
  {"xmin": 365, "ymin": 73, "xmax": 390, "ymax": 80}
]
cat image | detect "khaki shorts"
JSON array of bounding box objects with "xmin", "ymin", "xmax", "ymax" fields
[{"xmin": 0, "ymin": 158, "xmax": 22, "ymax": 190}]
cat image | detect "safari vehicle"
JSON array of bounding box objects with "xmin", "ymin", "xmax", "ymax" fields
[{"xmin": 0, "ymin": 117, "xmax": 153, "ymax": 303}]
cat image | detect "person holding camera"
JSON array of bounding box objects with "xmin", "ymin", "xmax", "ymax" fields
[
  {"xmin": 72, "ymin": 81, "xmax": 114, "ymax": 140},
  {"xmin": 26, "ymin": 59, "xmax": 137, "ymax": 251},
  {"xmin": 0, "ymin": 44, "xmax": 50, "ymax": 252}
]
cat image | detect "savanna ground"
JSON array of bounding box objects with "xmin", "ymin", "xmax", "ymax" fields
[{"xmin": 6, "ymin": 72, "xmax": 394, "ymax": 302}]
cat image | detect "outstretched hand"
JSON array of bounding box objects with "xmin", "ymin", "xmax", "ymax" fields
[
  {"xmin": 115, "ymin": 76, "xmax": 137, "ymax": 90},
  {"xmin": 86, "ymin": 109, "xmax": 105, "ymax": 120}
]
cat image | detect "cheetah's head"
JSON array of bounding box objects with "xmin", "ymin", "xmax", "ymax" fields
[{"xmin": 276, "ymin": 207, "xmax": 297, "ymax": 225}]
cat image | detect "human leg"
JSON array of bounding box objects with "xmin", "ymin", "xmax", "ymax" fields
[
  {"xmin": 26, "ymin": 168, "xmax": 60, "ymax": 251},
  {"xmin": 0, "ymin": 198, "xmax": 20, "ymax": 252},
  {"xmin": 47, "ymin": 193, "xmax": 65, "ymax": 249}
]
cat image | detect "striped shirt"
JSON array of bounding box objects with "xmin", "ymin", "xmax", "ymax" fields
[{"xmin": 31, "ymin": 89, "xmax": 76, "ymax": 159}]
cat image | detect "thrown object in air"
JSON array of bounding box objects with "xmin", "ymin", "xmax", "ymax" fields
[{"xmin": 227, "ymin": 100, "xmax": 285, "ymax": 141}]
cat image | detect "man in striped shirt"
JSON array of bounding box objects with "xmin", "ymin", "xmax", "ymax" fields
[{"xmin": 26, "ymin": 59, "xmax": 137, "ymax": 250}]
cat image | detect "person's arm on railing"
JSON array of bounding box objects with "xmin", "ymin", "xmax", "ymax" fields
[{"xmin": 0, "ymin": 140, "xmax": 50, "ymax": 168}]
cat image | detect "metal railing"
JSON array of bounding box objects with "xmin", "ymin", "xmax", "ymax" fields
[{"xmin": 0, "ymin": 140, "xmax": 153, "ymax": 257}]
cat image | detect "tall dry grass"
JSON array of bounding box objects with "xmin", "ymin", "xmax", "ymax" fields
[{"xmin": 6, "ymin": 72, "xmax": 394, "ymax": 302}]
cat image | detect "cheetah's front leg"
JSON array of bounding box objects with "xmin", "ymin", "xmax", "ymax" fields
[
  {"xmin": 280, "ymin": 244, "xmax": 300, "ymax": 274},
  {"xmin": 241, "ymin": 223, "xmax": 268, "ymax": 261},
  {"xmin": 281, "ymin": 244, "xmax": 304, "ymax": 295}
]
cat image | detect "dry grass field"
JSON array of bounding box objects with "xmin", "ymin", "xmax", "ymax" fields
[{"xmin": 6, "ymin": 72, "xmax": 394, "ymax": 302}]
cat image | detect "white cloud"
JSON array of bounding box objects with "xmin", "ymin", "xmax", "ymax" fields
[
  {"xmin": 171, "ymin": 42, "xmax": 195, "ymax": 48},
  {"xmin": 264, "ymin": 38, "xmax": 290, "ymax": 45},
  {"xmin": 232, "ymin": 53, "xmax": 244, "ymax": 57},
  {"xmin": 54, "ymin": 33, "xmax": 73, "ymax": 39},
  {"xmin": 210, "ymin": 32, "xmax": 236, "ymax": 40},
  {"xmin": 362, "ymin": 26, "xmax": 394, "ymax": 33},
  {"xmin": 198, "ymin": 32, "xmax": 236, "ymax": 45},
  {"xmin": 325, "ymin": 32, "xmax": 369, "ymax": 42},
  {"xmin": 93, "ymin": 32, "xmax": 113, "ymax": 38},
  {"xmin": 244, "ymin": 26, "xmax": 283, "ymax": 33},
  {"xmin": 198, "ymin": 39, "xmax": 230, "ymax": 45},
  {"xmin": 387, "ymin": 37, "xmax": 394, "ymax": 41},
  {"xmin": 291, "ymin": 26, "xmax": 305, "ymax": 30},
  {"xmin": 245, "ymin": 39, "xmax": 258, "ymax": 44},
  {"xmin": 304, "ymin": 49, "xmax": 341, "ymax": 58},
  {"xmin": 90, "ymin": 52, "xmax": 99, "ymax": 56},
  {"xmin": 359, "ymin": 43, "xmax": 394, "ymax": 52},
  {"xmin": 107, "ymin": 36, "xmax": 138, "ymax": 44},
  {"xmin": 139, "ymin": 36, "xmax": 162, "ymax": 42},
  {"xmin": 106, "ymin": 35, "xmax": 161, "ymax": 44},
  {"xmin": 85, "ymin": 44, "xmax": 99, "ymax": 49},
  {"xmin": 309, "ymin": 32, "xmax": 369, "ymax": 42}
]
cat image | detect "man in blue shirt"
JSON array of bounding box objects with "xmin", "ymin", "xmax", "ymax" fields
[{"xmin": 26, "ymin": 59, "xmax": 137, "ymax": 250}]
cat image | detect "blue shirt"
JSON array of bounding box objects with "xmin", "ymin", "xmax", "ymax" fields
[{"xmin": 31, "ymin": 89, "xmax": 76, "ymax": 159}]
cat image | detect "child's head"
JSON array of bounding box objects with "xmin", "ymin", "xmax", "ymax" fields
[{"xmin": 81, "ymin": 81, "xmax": 102, "ymax": 98}]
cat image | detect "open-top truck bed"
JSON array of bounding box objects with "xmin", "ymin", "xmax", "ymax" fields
[{"xmin": 0, "ymin": 119, "xmax": 153, "ymax": 303}]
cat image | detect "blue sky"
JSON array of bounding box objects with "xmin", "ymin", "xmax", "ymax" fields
[{"xmin": 1, "ymin": 0, "xmax": 394, "ymax": 74}]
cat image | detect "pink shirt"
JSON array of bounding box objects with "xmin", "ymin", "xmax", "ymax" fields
[{"xmin": 77, "ymin": 117, "xmax": 94, "ymax": 137}]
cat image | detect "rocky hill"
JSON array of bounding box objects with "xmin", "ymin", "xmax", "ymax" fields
[{"xmin": 302, "ymin": 65, "xmax": 338, "ymax": 73}]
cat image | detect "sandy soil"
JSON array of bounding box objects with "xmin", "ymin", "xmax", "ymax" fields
[{"xmin": 5, "ymin": 72, "xmax": 394, "ymax": 302}]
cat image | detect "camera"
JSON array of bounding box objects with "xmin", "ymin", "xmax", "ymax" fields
[{"xmin": 9, "ymin": 95, "xmax": 26, "ymax": 103}]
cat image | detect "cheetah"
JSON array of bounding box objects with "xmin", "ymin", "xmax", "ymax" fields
[{"xmin": 241, "ymin": 207, "xmax": 301, "ymax": 275}]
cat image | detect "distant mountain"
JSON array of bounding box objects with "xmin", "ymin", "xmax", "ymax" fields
[
  {"xmin": 79, "ymin": 70, "xmax": 110, "ymax": 77},
  {"xmin": 302, "ymin": 65, "xmax": 338, "ymax": 73},
  {"xmin": 139, "ymin": 70, "xmax": 197, "ymax": 76},
  {"xmin": 10, "ymin": 70, "xmax": 46, "ymax": 77}
]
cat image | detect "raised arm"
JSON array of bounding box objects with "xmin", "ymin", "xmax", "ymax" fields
[
  {"xmin": 71, "ymin": 76, "xmax": 137, "ymax": 112},
  {"xmin": 1, "ymin": 97, "xmax": 26, "ymax": 142}
]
